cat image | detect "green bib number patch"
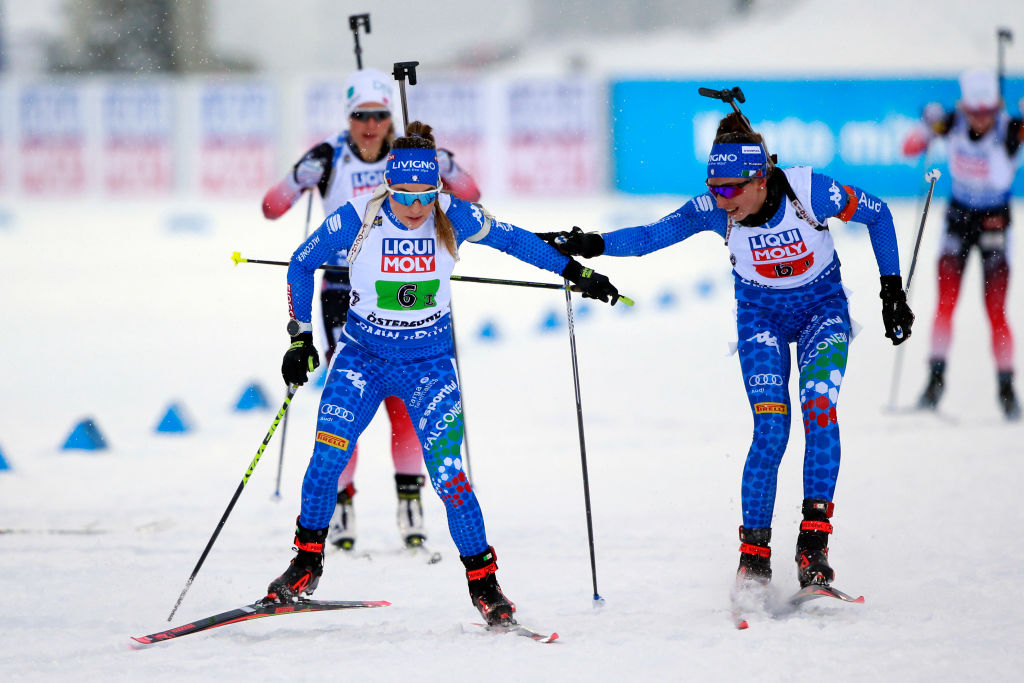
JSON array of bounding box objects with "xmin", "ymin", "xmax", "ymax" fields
[{"xmin": 375, "ymin": 279, "xmax": 440, "ymax": 311}]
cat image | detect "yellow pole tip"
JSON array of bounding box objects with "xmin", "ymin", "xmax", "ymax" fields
[{"xmin": 231, "ymin": 251, "xmax": 243, "ymax": 266}]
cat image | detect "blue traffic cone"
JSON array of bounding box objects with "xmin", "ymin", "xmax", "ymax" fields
[
  {"xmin": 539, "ymin": 309, "xmax": 561, "ymax": 332},
  {"xmin": 696, "ymin": 278, "xmax": 715, "ymax": 299},
  {"xmin": 62, "ymin": 418, "xmax": 108, "ymax": 451},
  {"xmin": 155, "ymin": 402, "xmax": 192, "ymax": 434},
  {"xmin": 235, "ymin": 382, "xmax": 270, "ymax": 411},
  {"xmin": 478, "ymin": 320, "xmax": 500, "ymax": 341},
  {"xmin": 657, "ymin": 290, "xmax": 678, "ymax": 309}
]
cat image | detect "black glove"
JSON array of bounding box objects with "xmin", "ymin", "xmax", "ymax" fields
[
  {"xmin": 281, "ymin": 332, "xmax": 320, "ymax": 385},
  {"xmin": 537, "ymin": 226, "xmax": 605, "ymax": 258},
  {"xmin": 562, "ymin": 259, "xmax": 619, "ymax": 305},
  {"xmin": 879, "ymin": 275, "xmax": 914, "ymax": 346}
]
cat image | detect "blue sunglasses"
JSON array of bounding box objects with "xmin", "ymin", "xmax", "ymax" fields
[{"xmin": 387, "ymin": 186, "xmax": 439, "ymax": 206}]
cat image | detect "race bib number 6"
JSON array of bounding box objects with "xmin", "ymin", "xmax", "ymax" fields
[{"xmin": 375, "ymin": 279, "xmax": 440, "ymax": 311}]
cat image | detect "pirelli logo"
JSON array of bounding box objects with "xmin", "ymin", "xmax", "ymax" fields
[
  {"xmin": 316, "ymin": 431, "xmax": 349, "ymax": 450},
  {"xmin": 754, "ymin": 402, "xmax": 787, "ymax": 415}
]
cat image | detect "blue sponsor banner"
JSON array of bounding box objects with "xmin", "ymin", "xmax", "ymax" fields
[{"xmin": 611, "ymin": 78, "xmax": 1024, "ymax": 198}]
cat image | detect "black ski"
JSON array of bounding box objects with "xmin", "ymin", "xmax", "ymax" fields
[
  {"xmin": 132, "ymin": 598, "xmax": 390, "ymax": 645},
  {"xmin": 470, "ymin": 621, "xmax": 559, "ymax": 643}
]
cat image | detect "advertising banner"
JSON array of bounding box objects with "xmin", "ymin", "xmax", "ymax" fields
[
  {"xmin": 505, "ymin": 79, "xmax": 603, "ymax": 195},
  {"xmin": 407, "ymin": 79, "xmax": 487, "ymax": 189},
  {"xmin": 611, "ymin": 78, "xmax": 1024, "ymax": 198},
  {"xmin": 197, "ymin": 82, "xmax": 275, "ymax": 196},
  {"xmin": 101, "ymin": 83, "xmax": 174, "ymax": 195},
  {"xmin": 19, "ymin": 83, "xmax": 87, "ymax": 195}
]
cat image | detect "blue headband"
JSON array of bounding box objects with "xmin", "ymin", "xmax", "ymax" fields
[
  {"xmin": 385, "ymin": 147, "xmax": 440, "ymax": 187},
  {"xmin": 706, "ymin": 143, "xmax": 768, "ymax": 178}
]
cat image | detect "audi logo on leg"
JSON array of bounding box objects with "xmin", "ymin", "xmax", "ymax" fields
[
  {"xmin": 321, "ymin": 404, "xmax": 355, "ymax": 422},
  {"xmin": 748, "ymin": 374, "xmax": 784, "ymax": 387}
]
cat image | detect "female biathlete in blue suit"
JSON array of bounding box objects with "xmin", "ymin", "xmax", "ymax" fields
[
  {"xmin": 543, "ymin": 112, "xmax": 914, "ymax": 591},
  {"xmin": 265, "ymin": 122, "xmax": 622, "ymax": 626}
]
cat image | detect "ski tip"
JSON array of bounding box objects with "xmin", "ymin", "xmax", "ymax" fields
[
  {"xmin": 852, "ymin": 595, "xmax": 866, "ymax": 604},
  {"xmin": 546, "ymin": 632, "xmax": 560, "ymax": 643},
  {"xmin": 735, "ymin": 620, "xmax": 749, "ymax": 630}
]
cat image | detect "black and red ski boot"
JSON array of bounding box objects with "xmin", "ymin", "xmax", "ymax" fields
[
  {"xmin": 736, "ymin": 527, "xmax": 772, "ymax": 585},
  {"xmin": 265, "ymin": 518, "xmax": 328, "ymax": 603},
  {"xmin": 460, "ymin": 546, "xmax": 516, "ymax": 626},
  {"xmin": 795, "ymin": 498, "xmax": 835, "ymax": 588}
]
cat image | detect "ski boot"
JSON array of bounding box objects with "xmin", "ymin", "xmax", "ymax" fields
[
  {"xmin": 795, "ymin": 498, "xmax": 835, "ymax": 588},
  {"xmin": 736, "ymin": 527, "xmax": 772, "ymax": 586},
  {"xmin": 461, "ymin": 546, "xmax": 516, "ymax": 626},
  {"xmin": 265, "ymin": 519, "xmax": 328, "ymax": 603},
  {"xmin": 917, "ymin": 360, "xmax": 946, "ymax": 410},
  {"xmin": 395, "ymin": 473, "xmax": 427, "ymax": 548},
  {"xmin": 998, "ymin": 371, "xmax": 1021, "ymax": 421},
  {"xmin": 327, "ymin": 483, "xmax": 356, "ymax": 551}
]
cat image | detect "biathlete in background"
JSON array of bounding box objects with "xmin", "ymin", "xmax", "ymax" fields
[
  {"xmin": 262, "ymin": 68, "xmax": 483, "ymax": 552},
  {"xmin": 542, "ymin": 112, "xmax": 913, "ymax": 593},
  {"xmin": 903, "ymin": 68, "xmax": 1023, "ymax": 420},
  {"xmin": 266, "ymin": 122, "xmax": 622, "ymax": 625}
]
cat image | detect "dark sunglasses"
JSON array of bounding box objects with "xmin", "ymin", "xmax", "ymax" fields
[
  {"xmin": 706, "ymin": 178, "xmax": 756, "ymax": 199},
  {"xmin": 350, "ymin": 109, "xmax": 391, "ymax": 122}
]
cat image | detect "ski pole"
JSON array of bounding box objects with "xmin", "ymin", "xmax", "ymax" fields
[
  {"xmin": 904, "ymin": 169, "xmax": 941, "ymax": 298},
  {"xmin": 562, "ymin": 280, "xmax": 603, "ymax": 605},
  {"xmin": 167, "ymin": 384, "xmax": 299, "ymax": 622},
  {"xmin": 231, "ymin": 253, "xmax": 635, "ymax": 303},
  {"xmin": 886, "ymin": 168, "xmax": 940, "ymax": 410},
  {"xmin": 349, "ymin": 13, "xmax": 370, "ymax": 70}
]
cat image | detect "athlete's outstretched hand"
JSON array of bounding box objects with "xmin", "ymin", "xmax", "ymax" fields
[
  {"xmin": 282, "ymin": 332, "xmax": 320, "ymax": 385},
  {"xmin": 537, "ymin": 226, "xmax": 605, "ymax": 258},
  {"xmin": 879, "ymin": 275, "xmax": 914, "ymax": 346},
  {"xmin": 562, "ymin": 259, "xmax": 619, "ymax": 305}
]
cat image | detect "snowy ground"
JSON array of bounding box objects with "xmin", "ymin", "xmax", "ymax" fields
[{"xmin": 1, "ymin": 194, "xmax": 1023, "ymax": 681}]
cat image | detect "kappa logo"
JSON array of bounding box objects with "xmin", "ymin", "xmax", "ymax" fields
[
  {"xmin": 754, "ymin": 402, "xmax": 787, "ymax": 414},
  {"xmin": 337, "ymin": 369, "xmax": 367, "ymax": 396},
  {"xmin": 829, "ymin": 181, "xmax": 843, "ymax": 209},
  {"xmin": 470, "ymin": 203, "xmax": 484, "ymax": 225},
  {"xmin": 747, "ymin": 330, "xmax": 781, "ymax": 354},
  {"xmin": 315, "ymin": 431, "xmax": 350, "ymax": 450},
  {"xmin": 381, "ymin": 238, "xmax": 435, "ymax": 273}
]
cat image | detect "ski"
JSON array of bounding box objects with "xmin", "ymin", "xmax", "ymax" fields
[
  {"xmin": 131, "ymin": 598, "xmax": 390, "ymax": 645},
  {"xmin": 731, "ymin": 583, "xmax": 863, "ymax": 628},
  {"xmin": 470, "ymin": 622, "xmax": 559, "ymax": 643},
  {"xmin": 786, "ymin": 583, "xmax": 864, "ymax": 606}
]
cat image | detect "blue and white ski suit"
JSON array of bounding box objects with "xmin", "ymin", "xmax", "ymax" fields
[
  {"xmin": 286, "ymin": 190, "xmax": 570, "ymax": 556},
  {"xmin": 600, "ymin": 167, "xmax": 902, "ymax": 528}
]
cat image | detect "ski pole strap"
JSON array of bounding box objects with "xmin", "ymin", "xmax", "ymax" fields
[
  {"xmin": 739, "ymin": 542, "xmax": 771, "ymax": 558},
  {"xmin": 466, "ymin": 562, "xmax": 498, "ymax": 581},
  {"xmin": 799, "ymin": 520, "xmax": 834, "ymax": 534}
]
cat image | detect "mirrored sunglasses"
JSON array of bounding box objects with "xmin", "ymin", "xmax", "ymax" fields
[
  {"xmin": 706, "ymin": 178, "xmax": 755, "ymax": 199},
  {"xmin": 350, "ymin": 109, "xmax": 392, "ymax": 122},
  {"xmin": 387, "ymin": 186, "xmax": 439, "ymax": 206}
]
